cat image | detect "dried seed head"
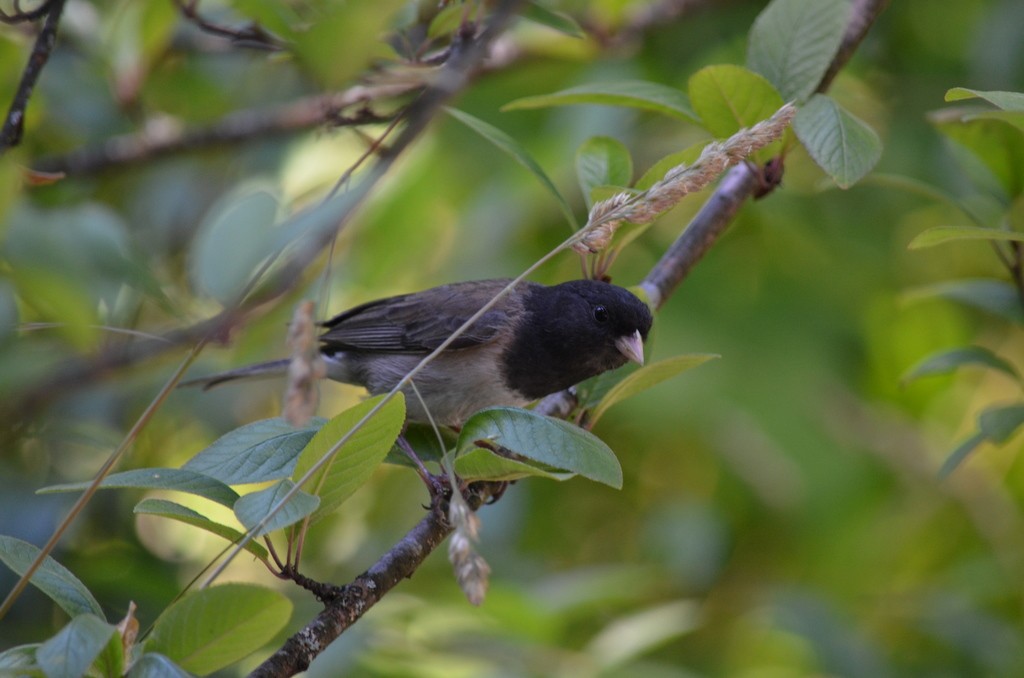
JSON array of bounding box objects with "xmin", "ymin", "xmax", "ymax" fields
[
  {"xmin": 448, "ymin": 491, "xmax": 490, "ymax": 606},
  {"xmin": 283, "ymin": 300, "xmax": 326, "ymax": 427}
]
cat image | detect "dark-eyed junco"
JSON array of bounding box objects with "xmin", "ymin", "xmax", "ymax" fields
[{"xmin": 185, "ymin": 279, "xmax": 653, "ymax": 426}]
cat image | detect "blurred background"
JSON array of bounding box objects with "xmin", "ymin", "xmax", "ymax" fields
[{"xmin": 3, "ymin": 0, "xmax": 1024, "ymax": 675}]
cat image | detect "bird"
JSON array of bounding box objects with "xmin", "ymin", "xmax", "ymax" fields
[{"xmin": 184, "ymin": 278, "xmax": 653, "ymax": 426}]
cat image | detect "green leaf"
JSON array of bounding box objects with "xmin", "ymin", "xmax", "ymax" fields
[
  {"xmin": 908, "ymin": 225, "xmax": 1024, "ymax": 249},
  {"xmin": 945, "ymin": 88, "xmax": 1024, "ymax": 111},
  {"xmin": 36, "ymin": 614, "xmax": 116, "ymax": 678},
  {"xmin": 635, "ymin": 144, "xmax": 706, "ymax": 192},
  {"xmin": 978, "ymin": 404, "xmax": 1024, "ymax": 443},
  {"xmin": 794, "ymin": 94, "xmax": 882, "ymax": 189},
  {"xmin": 93, "ymin": 622, "xmax": 126, "ymax": 678},
  {"xmin": 963, "ymin": 110, "xmax": 1024, "ymax": 135},
  {"xmin": 687, "ymin": 65, "xmax": 785, "ymax": 138},
  {"xmin": 747, "ymin": 0, "xmax": 850, "ymax": 102},
  {"xmin": 126, "ymin": 654, "xmax": 191, "ymax": 678},
  {"xmin": 0, "ymin": 536, "xmax": 104, "ymax": 619},
  {"xmin": 183, "ymin": 417, "xmax": 324, "ymax": 485},
  {"xmin": 384, "ymin": 422, "xmax": 456, "ymax": 468},
  {"xmin": 933, "ymin": 115, "xmax": 1024, "ymax": 198},
  {"xmin": 189, "ymin": 183, "xmax": 281, "ymax": 305},
  {"xmin": 522, "ymin": 1, "xmax": 585, "ymax": 38},
  {"xmin": 502, "ymin": 81, "xmax": 698, "ymax": 123},
  {"xmin": 0, "ymin": 644, "xmax": 40, "ymax": 675},
  {"xmin": 861, "ymin": 173, "xmax": 984, "ymax": 225},
  {"xmin": 902, "ymin": 346, "xmax": 1020, "ymax": 385},
  {"xmin": 145, "ymin": 583, "xmax": 291, "ymax": 675},
  {"xmin": 133, "ymin": 499, "xmax": 269, "ymax": 561},
  {"xmin": 293, "ymin": 394, "xmax": 405, "ymax": 520},
  {"xmin": 457, "ymin": 408, "xmax": 622, "ymax": 488},
  {"xmin": 446, "ymin": 108, "xmax": 577, "ymax": 229},
  {"xmin": 940, "ymin": 431, "xmax": 987, "ymax": 479},
  {"xmin": 590, "ymin": 354, "xmax": 719, "ymax": 426},
  {"xmin": 904, "ymin": 278, "xmax": 1024, "ymax": 324},
  {"xmin": 454, "ymin": 447, "xmax": 575, "ymax": 482},
  {"xmin": 576, "ymin": 137, "xmax": 633, "ymax": 207},
  {"xmin": 233, "ymin": 479, "xmax": 319, "ymax": 538},
  {"xmin": 38, "ymin": 469, "xmax": 239, "ymax": 508}
]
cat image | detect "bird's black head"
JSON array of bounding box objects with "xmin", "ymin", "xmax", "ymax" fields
[{"xmin": 502, "ymin": 280, "xmax": 654, "ymax": 400}]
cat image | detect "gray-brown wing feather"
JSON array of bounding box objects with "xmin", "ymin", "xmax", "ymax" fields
[{"xmin": 319, "ymin": 279, "xmax": 530, "ymax": 353}]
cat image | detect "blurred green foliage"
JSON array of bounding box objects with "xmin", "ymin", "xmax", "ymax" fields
[{"xmin": 3, "ymin": 0, "xmax": 1024, "ymax": 676}]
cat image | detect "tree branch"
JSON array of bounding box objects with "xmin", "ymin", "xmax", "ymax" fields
[
  {"xmin": 172, "ymin": 0, "xmax": 284, "ymax": 51},
  {"xmin": 0, "ymin": 0, "xmax": 65, "ymax": 154}
]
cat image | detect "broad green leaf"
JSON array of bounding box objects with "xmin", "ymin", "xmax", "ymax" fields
[
  {"xmin": 688, "ymin": 65, "xmax": 784, "ymax": 138},
  {"xmin": 590, "ymin": 354, "xmax": 719, "ymax": 426},
  {"xmin": 945, "ymin": 88, "xmax": 1024, "ymax": 111},
  {"xmin": 127, "ymin": 654, "xmax": 191, "ymax": 678},
  {"xmin": 293, "ymin": 394, "xmax": 405, "ymax": 520},
  {"xmin": 963, "ymin": 110, "xmax": 1024, "ymax": 135},
  {"xmin": 794, "ymin": 94, "xmax": 881, "ymax": 188},
  {"xmin": 39, "ymin": 469, "xmax": 239, "ymax": 508},
  {"xmin": 978, "ymin": 404, "xmax": 1024, "ymax": 443},
  {"xmin": 904, "ymin": 278, "xmax": 1024, "ymax": 324},
  {"xmin": 635, "ymin": 144, "xmax": 706, "ymax": 191},
  {"xmin": 747, "ymin": 0, "xmax": 850, "ymax": 102},
  {"xmin": 522, "ymin": 1, "xmax": 585, "ymax": 38},
  {"xmin": 446, "ymin": 108, "xmax": 577, "ymax": 229},
  {"xmin": 36, "ymin": 614, "xmax": 116, "ymax": 678},
  {"xmin": 0, "ymin": 645, "xmax": 39, "ymax": 674},
  {"xmin": 908, "ymin": 225, "xmax": 1024, "ymax": 249},
  {"xmin": 457, "ymin": 408, "xmax": 622, "ymax": 488},
  {"xmin": 576, "ymin": 137, "xmax": 633, "ymax": 207},
  {"xmin": 133, "ymin": 499, "xmax": 269, "ymax": 561},
  {"xmin": 146, "ymin": 584, "xmax": 291, "ymax": 675},
  {"xmin": 0, "ymin": 536, "xmax": 103, "ymax": 619},
  {"xmin": 384, "ymin": 422, "xmax": 456, "ymax": 468},
  {"xmin": 933, "ymin": 115, "xmax": 1024, "ymax": 198},
  {"xmin": 902, "ymin": 346, "xmax": 1020, "ymax": 385},
  {"xmin": 940, "ymin": 432, "xmax": 986, "ymax": 479},
  {"xmin": 454, "ymin": 447, "xmax": 575, "ymax": 482},
  {"xmin": 503, "ymin": 81, "xmax": 698, "ymax": 123},
  {"xmin": 189, "ymin": 184, "xmax": 281, "ymax": 305},
  {"xmin": 233, "ymin": 480, "xmax": 319, "ymax": 538},
  {"xmin": 183, "ymin": 417, "xmax": 324, "ymax": 484},
  {"xmin": 93, "ymin": 622, "xmax": 126, "ymax": 678}
]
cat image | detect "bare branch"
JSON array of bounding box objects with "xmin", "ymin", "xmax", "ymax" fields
[
  {"xmin": 172, "ymin": 0, "xmax": 285, "ymax": 51},
  {"xmin": 0, "ymin": 0, "xmax": 65, "ymax": 153},
  {"xmin": 0, "ymin": 0, "xmax": 52, "ymax": 24}
]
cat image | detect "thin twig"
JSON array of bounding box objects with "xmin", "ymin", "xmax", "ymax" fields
[
  {"xmin": 0, "ymin": 0, "xmax": 66, "ymax": 153},
  {"xmin": 172, "ymin": 0, "xmax": 284, "ymax": 51},
  {"xmin": 0, "ymin": 0, "xmax": 52, "ymax": 24}
]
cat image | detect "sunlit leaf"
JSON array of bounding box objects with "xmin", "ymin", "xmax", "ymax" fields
[
  {"xmin": 133, "ymin": 499, "xmax": 269, "ymax": 560},
  {"xmin": 38, "ymin": 469, "xmax": 239, "ymax": 508},
  {"xmin": 384, "ymin": 422, "xmax": 456, "ymax": 468},
  {"xmin": 794, "ymin": 94, "xmax": 882, "ymax": 188},
  {"xmin": 945, "ymin": 88, "xmax": 1024, "ymax": 111},
  {"xmin": 590, "ymin": 354, "xmax": 719, "ymax": 426},
  {"xmin": 908, "ymin": 225, "xmax": 1024, "ymax": 249},
  {"xmin": 688, "ymin": 65, "xmax": 784, "ymax": 138},
  {"xmin": 183, "ymin": 417, "xmax": 324, "ymax": 485},
  {"xmin": 503, "ymin": 81, "xmax": 698, "ymax": 123},
  {"xmin": 293, "ymin": 394, "xmax": 405, "ymax": 520},
  {"xmin": 145, "ymin": 584, "xmax": 291, "ymax": 675},
  {"xmin": 747, "ymin": 0, "xmax": 850, "ymax": 102},
  {"xmin": 576, "ymin": 137, "xmax": 633, "ymax": 207},
  {"xmin": 933, "ymin": 115, "xmax": 1024, "ymax": 198},
  {"xmin": 36, "ymin": 614, "xmax": 116, "ymax": 678},
  {"xmin": 446, "ymin": 107, "xmax": 577, "ymax": 229},
  {"xmin": 457, "ymin": 408, "xmax": 622, "ymax": 488},
  {"xmin": 0, "ymin": 536, "xmax": 104, "ymax": 619},
  {"xmin": 902, "ymin": 346, "xmax": 1020, "ymax": 385},
  {"xmin": 233, "ymin": 479, "xmax": 319, "ymax": 537}
]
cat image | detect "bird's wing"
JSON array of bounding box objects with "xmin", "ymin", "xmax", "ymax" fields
[{"xmin": 319, "ymin": 279, "xmax": 529, "ymax": 352}]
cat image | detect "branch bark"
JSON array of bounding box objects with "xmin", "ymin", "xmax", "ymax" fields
[{"xmin": 0, "ymin": 0, "xmax": 65, "ymax": 153}]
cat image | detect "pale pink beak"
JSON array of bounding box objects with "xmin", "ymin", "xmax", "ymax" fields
[{"xmin": 615, "ymin": 330, "xmax": 645, "ymax": 365}]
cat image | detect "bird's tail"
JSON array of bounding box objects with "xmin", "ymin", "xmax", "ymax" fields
[{"xmin": 179, "ymin": 359, "xmax": 291, "ymax": 390}]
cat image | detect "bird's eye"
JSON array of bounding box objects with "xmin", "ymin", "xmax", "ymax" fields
[{"xmin": 593, "ymin": 305, "xmax": 609, "ymax": 323}]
